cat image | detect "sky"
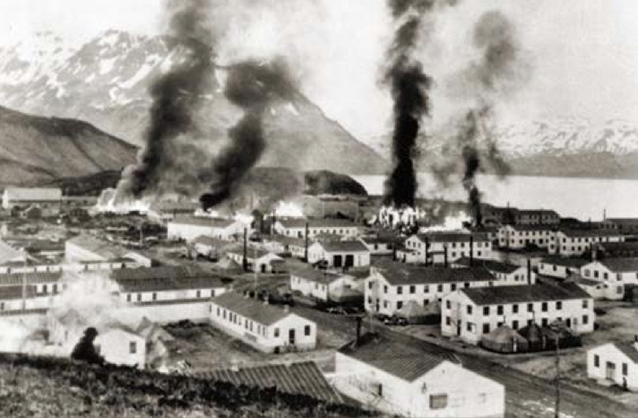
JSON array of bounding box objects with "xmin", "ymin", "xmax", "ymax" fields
[{"xmin": 0, "ymin": 0, "xmax": 637, "ymax": 140}]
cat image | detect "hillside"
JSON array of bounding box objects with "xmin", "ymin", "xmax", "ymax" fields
[
  {"xmin": 368, "ymin": 118, "xmax": 638, "ymax": 179},
  {"xmin": 0, "ymin": 106, "xmax": 136, "ymax": 186},
  {"xmin": 0, "ymin": 30, "xmax": 387, "ymax": 175},
  {"xmin": 0, "ymin": 353, "xmax": 370, "ymax": 418}
]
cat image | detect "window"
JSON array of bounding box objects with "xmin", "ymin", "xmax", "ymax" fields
[
  {"xmin": 512, "ymin": 320, "xmax": 519, "ymax": 329},
  {"xmin": 497, "ymin": 305, "xmax": 504, "ymax": 315},
  {"xmin": 466, "ymin": 322, "xmax": 472, "ymax": 332},
  {"xmin": 211, "ymin": 289, "xmax": 215, "ymax": 297},
  {"xmin": 483, "ymin": 306, "xmax": 490, "ymax": 316},
  {"xmin": 397, "ymin": 301, "xmax": 403, "ymax": 310},
  {"xmin": 623, "ymin": 363, "xmax": 628, "ymax": 376},
  {"xmin": 437, "ymin": 284, "xmax": 443, "ymax": 292},
  {"xmin": 556, "ymin": 301, "xmax": 562, "ymax": 310},
  {"xmin": 368, "ymin": 282, "xmax": 373, "ymax": 289},
  {"xmin": 446, "ymin": 300, "xmax": 451, "ymax": 309},
  {"xmin": 451, "ymin": 284, "xmax": 457, "ymax": 291},
  {"xmin": 594, "ymin": 354, "xmax": 600, "ymax": 367},
  {"xmin": 129, "ymin": 341, "xmax": 137, "ymax": 354},
  {"xmin": 126, "ymin": 294, "xmax": 131, "ymax": 302},
  {"xmin": 378, "ymin": 384, "xmax": 383, "ymax": 397},
  {"xmin": 582, "ymin": 300, "xmax": 589, "ymax": 309},
  {"xmin": 483, "ymin": 324, "xmax": 490, "ymax": 334},
  {"xmin": 424, "ymin": 285, "xmax": 429, "ymax": 293},
  {"xmin": 397, "ymin": 286, "xmax": 403, "ymax": 295},
  {"xmin": 152, "ymin": 293, "xmax": 157, "ymax": 301},
  {"xmin": 541, "ymin": 302, "xmax": 548, "ymax": 312},
  {"xmin": 409, "ymin": 285, "xmax": 416, "ymax": 294},
  {"xmin": 43, "ymin": 285, "xmax": 48, "ymax": 295},
  {"xmin": 384, "ymin": 285, "xmax": 388, "ymax": 294},
  {"xmin": 0, "ymin": 302, "xmax": 4, "ymax": 311},
  {"xmin": 304, "ymin": 325, "xmax": 311, "ymax": 336},
  {"xmin": 582, "ymin": 315, "xmax": 589, "ymax": 325},
  {"xmin": 430, "ymin": 394, "xmax": 448, "ymax": 410},
  {"xmin": 274, "ymin": 328, "xmax": 280, "ymax": 338},
  {"xmin": 137, "ymin": 293, "xmax": 142, "ymax": 302},
  {"xmin": 512, "ymin": 304, "xmax": 519, "ymax": 314},
  {"xmin": 467, "ymin": 305, "xmax": 473, "ymax": 315},
  {"xmin": 445, "ymin": 317, "xmax": 451, "ymax": 326},
  {"xmin": 542, "ymin": 318, "xmax": 548, "ymax": 326}
]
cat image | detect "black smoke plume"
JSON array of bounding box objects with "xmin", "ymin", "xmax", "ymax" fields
[
  {"xmin": 382, "ymin": 0, "xmax": 435, "ymax": 208},
  {"xmin": 199, "ymin": 60, "xmax": 297, "ymax": 210},
  {"xmin": 457, "ymin": 10, "xmax": 528, "ymax": 225},
  {"xmin": 117, "ymin": 0, "xmax": 214, "ymax": 200}
]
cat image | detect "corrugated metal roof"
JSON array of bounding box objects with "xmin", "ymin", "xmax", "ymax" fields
[
  {"xmin": 374, "ymin": 260, "xmax": 494, "ymax": 285},
  {"xmin": 67, "ymin": 234, "xmax": 124, "ymax": 259},
  {"xmin": 462, "ymin": 283, "xmax": 591, "ymax": 306},
  {"xmin": 415, "ymin": 232, "xmax": 490, "ymax": 243},
  {"xmin": 112, "ymin": 266, "xmax": 226, "ymax": 293},
  {"xmin": 195, "ymin": 361, "xmax": 342, "ymax": 403},
  {"xmin": 338, "ymin": 334, "xmax": 459, "ymax": 382},
  {"xmin": 540, "ymin": 256, "xmax": 590, "ymax": 268},
  {"xmin": 211, "ymin": 292, "xmax": 292, "ymax": 326},
  {"xmin": 0, "ymin": 271, "xmax": 62, "ymax": 286},
  {"xmin": 0, "ymin": 285, "xmax": 36, "ymax": 301},
  {"xmin": 599, "ymin": 258, "xmax": 638, "ymax": 272},
  {"xmin": 558, "ymin": 229, "xmax": 622, "ymax": 238}
]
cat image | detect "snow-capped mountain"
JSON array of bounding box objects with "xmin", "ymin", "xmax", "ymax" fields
[{"xmin": 0, "ymin": 30, "xmax": 387, "ymax": 176}]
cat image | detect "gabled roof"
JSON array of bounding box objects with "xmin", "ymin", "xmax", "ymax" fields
[
  {"xmin": 267, "ymin": 235, "xmax": 306, "ymax": 247},
  {"xmin": 517, "ymin": 209, "xmax": 559, "ymax": 217},
  {"xmin": 112, "ymin": 266, "xmax": 226, "ymax": 293},
  {"xmin": 454, "ymin": 257, "xmax": 522, "ymax": 274},
  {"xmin": 226, "ymin": 245, "xmax": 281, "ymax": 260},
  {"xmin": 277, "ymin": 218, "xmax": 359, "ymax": 229},
  {"xmin": 211, "ymin": 292, "xmax": 296, "ymax": 326},
  {"xmin": 612, "ymin": 342, "xmax": 638, "ymax": 363},
  {"xmin": 373, "ymin": 260, "xmax": 494, "ymax": 286},
  {"xmin": 66, "ymin": 234, "xmax": 124, "ymax": 259},
  {"xmin": 605, "ymin": 218, "xmax": 638, "ymax": 225},
  {"xmin": 598, "ymin": 258, "xmax": 638, "ymax": 273},
  {"xmin": 192, "ymin": 235, "xmax": 229, "ymax": 247},
  {"xmin": 413, "ymin": 232, "xmax": 490, "ymax": 243},
  {"xmin": 0, "ymin": 240, "xmax": 26, "ymax": 265},
  {"xmin": 502, "ymin": 224, "xmax": 555, "ymax": 232},
  {"xmin": 3, "ymin": 187, "xmax": 62, "ymax": 201},
  {"xmin": 338, "ymin": 334, "xmax": 460, "ymax": 382},
  {"xmin": 540, "ymin": 256, "xmax": 590, "ymax": 268},
  {"xmin": 291, "ymin": 266, "xmax": 345, "ymax": 285},
  {"xmin": 170, "ymin": 216, "xmax": 240, "ymax": 228},
  {"xmin": 461, "ymin": 283, "xmax": 590, "ymax": 306},
  {"xmin": 315, "ymin": 240, "xmax": 369, "ymax": 253},
  {"xmin": 0, "ymin": 271, "xmax": 63, "ymax": 286},
  {"xmin": 196, "ymin": 361, "xmax": 342, "ymax": 403}
]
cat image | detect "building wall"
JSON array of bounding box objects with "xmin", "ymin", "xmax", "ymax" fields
[
  {"xmin": 119, "ymin": 287, "xmax": 225, "ymax": 304},
  {"xmin": 360, "ymin": 241, "xmax": 393, "ymax": 256},
  {"xmin": 497, "ymin": 226, "xmax": 553, "ymax": 250},
  {"xmin": 548, "ymin": 233, "xmax": 625, "ymax": 256},
  {"xmin": 537, "ymin": 262, "xmax": 578, "ymax": 279},
  {"xmin": 167, "ymin": 222, "xmax": 244, "ymax": 242},
  {"xmin": 333, "ymin": 354, "xmax": 505, "ymax": 418},
  {"xmin": 290, "ymin": 275, "xmax": 329, "ymax": 301},
  {"xmin": 403, "ymin": 236, "xmax": 493, "ymax": 265},
  {"xmin": 587, "ymin": 344, "xmax": 638, "ymax": 391},
  {"xmin": 578, "ymin": 282, "xmax": 624, "ymax": 301},
  {"xmin": 581, "ymin": 262, "xmax": 638, "ymax": 286},
  {"xmin": 307, "ymin": 244, "xmax": 370, "ymax": 268},
  {"xmin": 113, "ymin": 301, "xmax": 212, "ymax": 324},
  {"xmin": 276, "ymin": 224, "xmax": 360, "ymax": 239},
  {"xmin": 95, "ymin": 329, "xmax": 146, "ymax": 369},
  {"xmin": 209, "ymin": 303, "xmax": 316, "ymax": 353},
  {"xmin": 441, "ymin": 291, "xmax": 595, "ymax": 344}
]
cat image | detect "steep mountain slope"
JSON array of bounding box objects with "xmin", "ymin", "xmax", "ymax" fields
[
  {"xmin": 368, "ymin": 118, "xmax": 638, "ymax": 178},
  {"xmin": 0, "ymin": 106, "xmax": 136, "ymax": 186},
  {"xmin": 0, "ymin": 30, "xmax": 387, "ymax": 175}
]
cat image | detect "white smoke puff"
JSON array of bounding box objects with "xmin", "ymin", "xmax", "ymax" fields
[{"xmin": 0, "ymin": 319, "xmax": 32, "ymax": 353}]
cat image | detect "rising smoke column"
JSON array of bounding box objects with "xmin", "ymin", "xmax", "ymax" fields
[
  {"xmin": 457, "ymin": 10, "xmax": 528, "ymax": 225},
  {"xmin": 382, "ymin": 0, "xmax": 435, "ymax": 208},
  {"xmin": 199, "ymin": 59, "xmax": 297, "ymax": 210},
  {"xmin": 116, "ymin": 0, "xmax": 214, "ymax": 200}
]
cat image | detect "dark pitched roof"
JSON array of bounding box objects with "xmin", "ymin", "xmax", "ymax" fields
[
  {"xmin": 291, "ymin": 266, "xmax": 345, "ymax": 285},
  {"xmin": 540, "ymin": 256, "xmax": 590, "ymax": 268},
  {"xmin": 112, "ymin": 266, "xmax": 226, "ymax": 293},
  {"xmin": 503, "ymin": 224, "xmax": 555, "ymax": 232},
  {"xmin": 518, "ymin": 209, "xmax": 559, "ymax": 217},
  {"xmin": 195, "ymin": 361, "xmax": 342, "ymax": 403},
  {"xmin": 278, "ymin": 218, "xmax": 359, "ymax": 229},
  {"xmin": 454, "ymin": 257, "xmax": 522, "ymax": 274},
  {"xmin": 0, "ymin": 271, "xmax": 63, "ymax": 286},
  {"xmin": 612, "ymin": 342, "xmax": 638, "ymax": 363},
  {"xmin": 338, "ymin": 334, "xmax": 460, "ymax": 382},
  {"xmin": 211, "ymin": 292, "xmax": 295, "ymax": 326},
  {"xmin": 373, "ymin": 260, "xmax": 494, "ymax": 286},
  {"xmin": 606, "ymin": 218, "xmax": 638, "ymax": 225},
  {"xmin": 268, "ymin": 235, "xmax": 306, "ymax": 247},
  {"xmin": 317, "ymin": 240, "xmax": 369, "ymax": 253},
  {"xmin": 558, "ymin": 229, "xmax": 622, "ymax": 238},
  {"xmin": 598, "ymin": 258, "xmax": 638, "ymax": 272},
  {"xmin": 414, "ymin": 232, "xmax": 490, "ymax": 243},
  {"xmin": 66, "ymin": 234, "xmax": 124, "ymax": 258},
  {"xmin": 170, "ymin": 216, "xmax": 238, "ymax": 228},
  {"xmin": 461, "ymin": 283, "xmax": 590, "ymax": 306}
]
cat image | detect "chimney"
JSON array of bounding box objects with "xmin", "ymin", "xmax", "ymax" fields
[
  {"xmin": 355, "ymin": 316, "xmax": 363, "ymax": 347},
  {"xmin": 424, "ymin": 236, "xmax": 430, "ymax": 266},
  {"xmin": 527, "ymin": 258, "xmax": 532, "ymax": 284},
  {"xmin": 444, "ymin": 245, "xmax": 448, "ymax": 268},
  {"xmin": 469, "ymin": 235, "xmax": 474, "ymax": 267},
  {"xmin": 243, "ymin": 228, "xmax": 248, "ymax": 272},
  {"xmin": 304, "ymin": 221, "xmax": 310, "ymax": 262}
]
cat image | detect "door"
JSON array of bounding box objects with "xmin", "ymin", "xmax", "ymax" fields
[
  {"xmin": 261, "ymin": 264, "xmax": 266, "ymax": 273},
  {"xmin": 288, "ymin": 329, "xmax": 296, "ymax": 345},
  {"xmin": 606, "ymin": 361, "xmax": 616, "ymax": 381},
  {"xmin": 334, "ymin": 255, "xmax": 343, "ymax": 267},
  {"xmin": 566, "ymin": 318, "xmax": 572, "ymax": 328}
]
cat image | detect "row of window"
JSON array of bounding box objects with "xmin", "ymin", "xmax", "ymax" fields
[
  {"xmin": 125, "ymin": 289, "xmax": 216, "ymax": 302},
  {"xmin": 214, "ymin": 306, "xmax": 312, "ymax": 338},
  {"xmin": 447, "ymin": 299, "xmax": 589, "ymax": 316},
  {"xmin": 593, "ymin": 355, "xmax": 629, "ymax": 376},
  {"xmin": 445, "ymin": 315, "xmax": 589, "ymax": 333},
  {"xmin": 407, "ymin": 240, "xmax": 491, "ymax": 249},
  {"xmin": 373, "ymin": 281, "xmax": 477, "ymax": 295}
]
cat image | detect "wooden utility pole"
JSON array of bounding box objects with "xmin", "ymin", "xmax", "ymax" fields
[{"xmin": 555, "ymin": 335, "xmax": 560, "ymax": 418}]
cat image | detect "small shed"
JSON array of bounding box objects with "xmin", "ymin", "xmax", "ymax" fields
[
  {"xmin": 481, "ymin": 325, "xmax": 529, "ymax": 354},
  {"xmin": 518, "ymin": 323, "xmax": 550, "ymax": 352}
]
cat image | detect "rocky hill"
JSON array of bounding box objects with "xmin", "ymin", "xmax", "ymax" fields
[
  {"xmin": 0, "ymin": 30, "xmax": 386, "ymax": 175},
  {"xmin": 368, "ymin": 118, "xmax": 638, "ymax": 178},
  {"xmin": 0, "ymin": 106, "xmax": 136, "ymax": 186}
]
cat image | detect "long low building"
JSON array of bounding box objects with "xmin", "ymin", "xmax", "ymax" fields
[
  {"xmin": 537, "ymin": 256, "xmax": 590, "ymax": 279},
  {"xmin": 333, "ymin": 334, "xmax": 505, "ymax": 418},
  {"xmin": 548, "ymin": 229, "xmax": 625, "ymax": 256},
  {"xmin": 365, "ymin": 260, "xmax": 502, "ymax": 317},
  {"xmin": 167, "ymin": 216, "xmax": 247, "ymax": 242},
  {"xmin": 290, "ymin": 266, "xmax": 360, "ymax": 303},
  {"xmin": 497, "ymin": 225, "xmax": 555, "ymax": 250},
  {"xmin": 274, "ymin": 218, "xmax": 361, "ymax": 239},
  {"xmin": 587, "ymin": 341, "xmax": 638, "ymax": 392},
  {"xmin": 210, "ymin": 292, "xmax": 317, "ymax": 353},
  {"xmin": 400, "ymin": 232, "xmax": 493, "ymax": 265},
  {"xmin": 307, "ymin": 240, "xmax": 370, "ymax": 269},
  {"xmin": 452, "ymin": 257, "xmax": 536, "ymax": 285},
  {"xmin": 441, "ymin": 283, "xmax": 594, "ymax": 344},
  {"xmin": 580, "ymin": 258, "xmax": 638, "ymax": 286}
]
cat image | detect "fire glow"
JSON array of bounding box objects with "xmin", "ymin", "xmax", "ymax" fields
[{"xmin": 94, "ymin": 188, "xmax": 151, "ymax": 215}]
